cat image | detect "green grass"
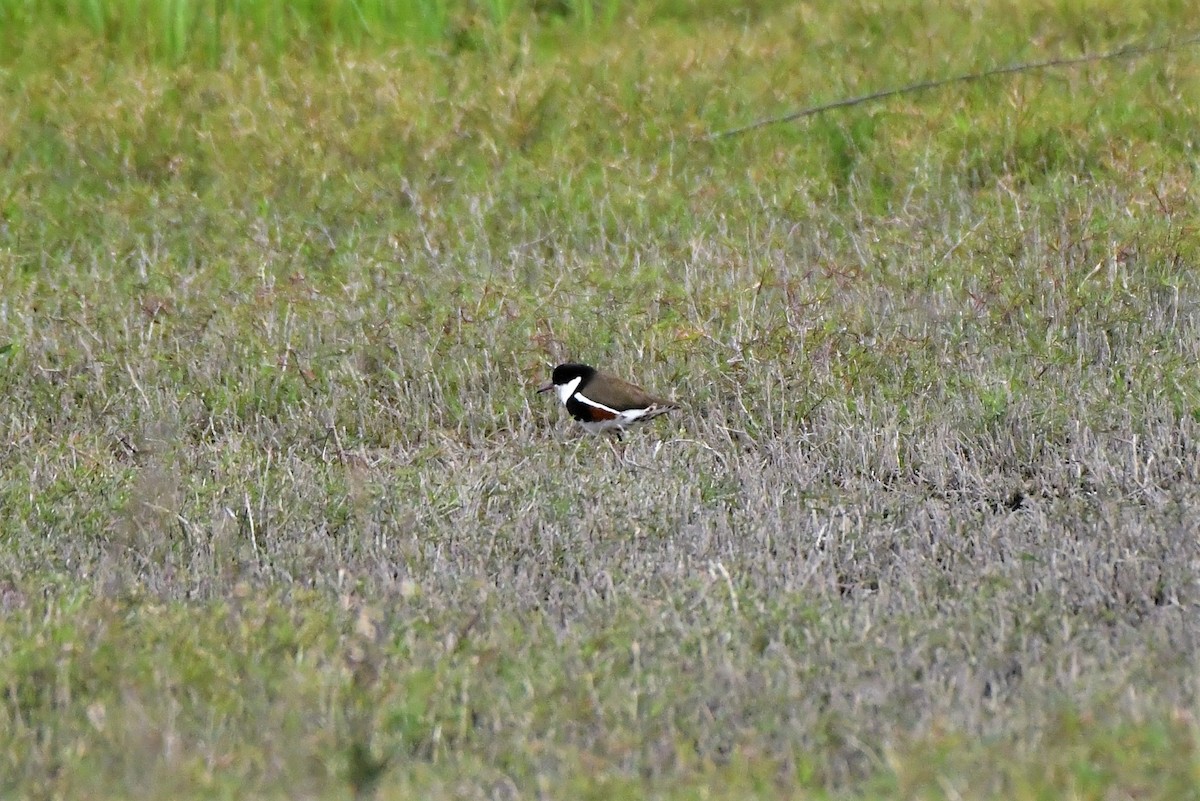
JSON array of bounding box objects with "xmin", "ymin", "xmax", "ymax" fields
[{"xmin": 3, "ymin": 0, "xmax": 1200, "ymax": 798}]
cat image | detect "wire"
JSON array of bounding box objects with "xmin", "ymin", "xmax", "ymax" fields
[{"xmin": 706, "ymin": 34, "xmax": 1200, "ymax": 141}]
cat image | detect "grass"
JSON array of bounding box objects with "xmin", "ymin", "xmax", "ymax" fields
[{"xmin": 2, "ymin": 0, "xmax": 1200, "ymax": 798}]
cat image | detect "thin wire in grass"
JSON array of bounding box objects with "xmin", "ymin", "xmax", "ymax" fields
[{"xmin": 707, "ymin": 33, "xmax": 1200, "ymax": 141}]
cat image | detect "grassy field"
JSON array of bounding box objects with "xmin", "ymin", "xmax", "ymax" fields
[{"xmin": 3, "ymin": 0, "xmax": 1200, "ymax": 798}]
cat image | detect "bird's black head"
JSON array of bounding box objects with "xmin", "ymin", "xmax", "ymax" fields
[
  {"xmin": 551, "ymin": 363, "xmax": 595, "ymax": 386},
  {"xmin": 538, "ymin": 363, "xmax": 596, "ymax": 393}
]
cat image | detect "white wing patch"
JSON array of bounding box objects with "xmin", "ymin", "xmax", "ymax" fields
[
  {"xmin": 575, "ymin": 391, "xmax": 660, "ymax": 430},
  {"xmin": 573, "ymin": 391, "xmax": 622, "ymax": 416}
]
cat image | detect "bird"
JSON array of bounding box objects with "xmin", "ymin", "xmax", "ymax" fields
[{"xmin": 537, "ymin": 363, "xmax": 677, "ymax": 437}]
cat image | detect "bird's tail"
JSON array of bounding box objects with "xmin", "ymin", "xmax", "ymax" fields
[{"xmin": 642, "ymin": 403, "xmax": 677, "ymax": 421}]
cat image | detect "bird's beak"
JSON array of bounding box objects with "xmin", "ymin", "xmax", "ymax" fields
[{"xmin": 537, "ymin": 381, "xmax": 555, "ymax": 394}]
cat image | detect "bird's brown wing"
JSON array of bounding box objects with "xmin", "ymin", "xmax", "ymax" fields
[{"xmin": 583, "ymin": 372, "xmax": 677, "ymax": 412}]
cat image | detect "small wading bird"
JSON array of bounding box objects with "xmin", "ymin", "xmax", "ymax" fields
[{"xmin": 537, "ymin": 363, "xmax": 677, "ymax": 438}]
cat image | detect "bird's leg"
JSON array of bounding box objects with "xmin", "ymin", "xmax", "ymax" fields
[
  {"xmin": 608, "ymin": 429, "xmax": 651, "ymax": 469},
  {"xmin": 599, "ymin": 428, "xmax": 624, "ymax": 461}
]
